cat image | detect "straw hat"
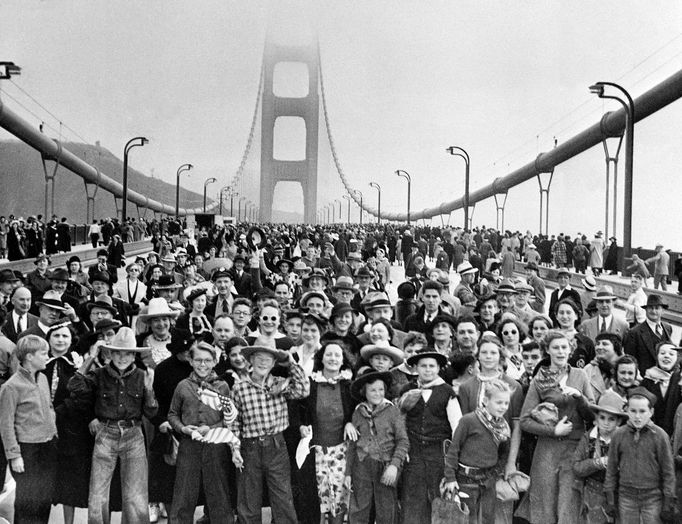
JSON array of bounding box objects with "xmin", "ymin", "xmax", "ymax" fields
[
  {"xmin": 101, "ymin": 327, "xmax": 150, "ymax": 353},
  {"xmin": 138, "ymin": 298, "xmax": 181, "ymax": 321},
  {"xmin": 360, "ymin": 343, "xmax": 404, "ymax": 366}
]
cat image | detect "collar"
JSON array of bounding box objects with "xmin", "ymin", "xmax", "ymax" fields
[
  {"xmin": 588, "ymin": 425, "xmax": 613, "ymax": 443},
  {"xmin": 311, "ymin": 369, "xmax": 352, "ymax": 384},
  {"xmin": 106, "ymin": 361, "xmax": 137, "ymax": 379},
  {"xmin": 417, "ymin": 376, "xmax": 445, "ymax": 389},
  {"xmin": 38, "ymin": 321, "xmax": 51, "ymax": 333},
  {"xmin": 12, "ymin": 310, "xmax": 26, "ymax": 320},
  {"xmin": 189, "ymin": 370, "xmax": 219, "ymax": 386},
  {"xmin": 358, "ymin": 398, "xmax": 393, "ymax": 414},
  {"xmin": 626, "ymin": 420, "xmax": 654, "ymax": 433},
  {"xmin": 646, "ymin": 319, "xmax": 662, "ymax": 333},
  {"xmin": 18, "ymin": 365, "xmax": 39, "ymax": 383},
  {"xmin": 599, "ymin": 314, "xmax": 613, "ymax": 326}
]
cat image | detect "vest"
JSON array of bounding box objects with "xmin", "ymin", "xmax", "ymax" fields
[{"xmin": 405, "ymin": 383, "xmax": 454, "ymax": 443}]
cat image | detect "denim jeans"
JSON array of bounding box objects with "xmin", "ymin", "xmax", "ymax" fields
[
  {"xmin": 88, "ymin": 424, "xmax": 148, "ymax": 524},
  {"xmin": 457, "ymin": 478, "xmax": 496, "ymax": 524},
  {"xmin": 401, "ymin": 440, "xmax": 444, "ymax": 524},
  {"xmin": 618, "ymin": 486, "xmax": 662, "ymax": 524},
  {"xmin": 13, "ymin": 440, "xmax": 57, "ymax": 524},
  {"xmin": 348, "ymin": 457, "xmax": 398, "ymax": 524}
]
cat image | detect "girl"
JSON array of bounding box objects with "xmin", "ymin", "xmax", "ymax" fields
[
  {"xmin": 219, "ymin": 336, "xmax": 250, "ymax": 387},
  {"xmin": 529, "ymin": 314, "xmax": 553, "ymax": 344},
  {"xmin": 605, "ymin": 354, "xmax": 639, "ymax": 401},
  {"xmin": 291, "ymin": 314, "xmax": 327, "ymax": 377},
  {"xmin": 553, "ymin": 298, "xmax": 595, "ymax": 369}
]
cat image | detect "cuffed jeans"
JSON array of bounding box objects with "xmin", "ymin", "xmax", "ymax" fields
[
  {"xmin": 88, "ymin": 424, "xmax": 148, "ymax": 524},
  {"xmin": 618, "ymin": 486, "xmax": 662, "ymax": 524},
  {"xmin": 13, "ymin": 439, "xmax": 57, "ymax": 524},
  {"xmin": 237, "ymin": 432, "xmax": 298, "ymax": 524},
  {"xmin": 170, "ymin": 438, "xmax": 234, "ymax": 524},
  {"xmin": 348, "ymin": 457, "xmax": 398, "ymax": 524},
  {"xmin": 401, "ymin": 439, "xmax": 444, "ymax": 524}
]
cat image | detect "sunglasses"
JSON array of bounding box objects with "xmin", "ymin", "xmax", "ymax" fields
[
  {"xmin": 260, "ymin": 316, "xmax": 278, "ymax": 322},
  {"xmin": 502, "ymin": 330, "xmax": 518, "ymax": 336}
]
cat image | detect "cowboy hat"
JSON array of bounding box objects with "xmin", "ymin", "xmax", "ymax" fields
[
  {"xmin": 101, "ymin": 327, "xmax": 150, "ymax": 353},
  {"xmin": 138, "ymin": 297, "xmax": 181, "ymax": 321},
  {"xmin": 360, "ymin": 343, "xmax": 404, "ymax": 367},
  {"xmin": 589, "ymin": 390, "xmax": 628, "ymax": 418},
  {"xmin": 0, "ymin": 269, "xmax": 19, "ymax": 283},
  {"xmin": 406, "ymin": 349, "xmax": 448, "ymax": 368},
  {"xmin": 241, "ymin": 344, "xmax": 289, "ymax": 363},
  {"xmin": 350, "ymin": 368, "xmax": 393, "ymax": 400}
]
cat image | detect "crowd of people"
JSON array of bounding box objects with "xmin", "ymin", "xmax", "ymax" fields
[{"xmin": 0, "ymin": 220, "xmax": 681, "ymax": 524}]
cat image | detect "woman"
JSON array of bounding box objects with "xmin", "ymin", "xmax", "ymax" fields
[
  {"xmin": 375, "ymin": 248, "xmax": 391, "ymax": 290},
  {"xmin": 218, "ymin": 336, "xmax": 250, "ymax": 387},
  {"xmin": 497, "ymin": 316, "xmax": 528, "ymax": 381},
  {"xmin": 582, "ymin": 332, "xmax": 622, "ymax": 402},
  {"xmin": 367, "ymin": 317, "xmax": 394, "ymax": 346},
  {"xmin": 144, "ymin": 264, "xmax": 165, "ymax": 301},
  {"xmin": 299, "ymin": 340, "xmax": 357, "ymax": 524},
  {"xmin": 66, "ymin": 256, "xmax": 92, "ymax": 303},
  {"xmin": 7, "ymin": 220, "xmax": 26, "ymax": 261},
  {"xmin": 245, "ymin": 299, "xmax": 293, "ymax": 350},
  {"xmin": 176, "ymin": 287, "xmax": 213, "ymax": 337},
  {"xmin": 518, "ymin": 330, "xmax": 595, "ymax": 524},
  {"xmin": 143, "ymin": 252, "xmax": 161, "ymax": 281},
  {"xmin": 640, "ymin": 341, "xmax": 682, "ymax": 435},
  {"xmin": 107, "ymin": 234, "xmax": 125, "ymax": 268},
  {"xmin": 26, "ymin": 221, "xmax": 43, "ymax": 258},
  {"xmin": 605, "ymin": 354, "xmax": 639, "ymax": 401},
  {"xmin": 553, "ymin": 298, "xmax": 595, "ymax": 369},
  {"xmin": 291, "ymin": 314, "xmax": 327, "ymax": 377},
  {"xmin": 322, "ymin": 303, "xmax": 361, "ymax": 367},
  {"xmin": 529, "ymin": 314, "xmax": 553, "ymax": 344},
  {"xmin": 137, "ymin": 297, "xmax": 181, "ymax": 369},
  {"xmin": 25, "ymin": 253, "xmax": 52, "ymax": 298},
  {"xmin": 428, "ymin": 314, "xmax": 457, "ymax": 357},
  {"xmin": 113, "ymin": 262, "xmax": 147, "ymax": 328},
  {"xmin": 44, "ymin": 323, "xmax": 88, "ymax": 524}
]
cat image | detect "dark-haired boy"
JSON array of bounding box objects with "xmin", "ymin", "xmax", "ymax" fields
[{"xmin": 604, "ymin": 387, "xmax": 676, "ymax": 523}]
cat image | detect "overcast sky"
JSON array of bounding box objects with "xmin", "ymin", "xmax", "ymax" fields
[{"xmin": 2, "ymin": 1, "xmax": 682, "ymax": 248}]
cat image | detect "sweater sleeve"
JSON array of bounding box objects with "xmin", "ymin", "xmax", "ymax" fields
[
  {"xmin": 167, "ymin": 383, "xmax": 185, "ymax": 434},
  {"xmin": 0, "ymin": 385, "xmax": 20, "ymax": 459},
  {"xmin": 444, "ymin": 417, "xmax": 469, "ymax": 482},
  {"xmin": 389, "ymin": 407, "xmax": 410, "ymax": 468},
  {"xmin": 519, "ymin": 381, "xmax": 555, "ymax": 437},
  {"xmin": 657, "ymin": 429, "xmax": 676, "ymax": 498}
]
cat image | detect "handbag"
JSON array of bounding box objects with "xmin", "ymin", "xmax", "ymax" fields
[
  {"xmin": 530, "ymin": 402, "xmax": 559, "ymax": 426},
  {"xmin": 432, "ymin": 479, "xmax": 470, "ymax": 524},
  {"xmin": 163, "ymin": 434, "xmax": 180, "ymax": 466}
]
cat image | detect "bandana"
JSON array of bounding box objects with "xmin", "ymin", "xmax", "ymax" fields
[
  {"xmin": 475, "ymin": 406, "xmax": 510, "ymax": 445},
  {"xmin": 356, "ymin": 399, "xmax": 393, "ymax": 436},
  {"xmin": 643, "ymin": 366, "xmax": 672, "ymax": 397},
  {"xmin": 534, "ymin": 365, "xmax": 568, "ymax": 392}
]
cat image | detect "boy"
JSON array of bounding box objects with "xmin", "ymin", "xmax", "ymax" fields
[
  {"xmin": 604, "ymin": 387, "xmax": 676, "ymax": 523},
  {"xmin": 519, "ymin": 341, "xmax": 543, "ymax": 393},
  {"xmin": 443, "ymin": 379, "xmax": 511, "ymax": 523},
  {"xmin": 76, "ymin": 327, "xmax": 158, "ymax": 523}
]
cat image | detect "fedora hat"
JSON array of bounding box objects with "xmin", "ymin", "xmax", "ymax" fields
[
  {"xmin": 138, "ymin": 297, "xmax": 181, "ymax": 321},
  {"xmin": 363, "ymin": 292, "xmax": 392, "ymax": 310},
  {"xmin": 101, "ymin": 326, "xmax": 150, "ymax": 353},
  {"xmin": 497, "ymin": 279, "xmax": 518, "ymax": 294},
  {"xmin": 86, "ymin": 295, "xmax": 119, "ymax": 315},
  {"xmin": 241, "ymin": 344, "xmax": 289, "ymax": 363},
  {"xmin": 581, "ymin": 275, "xmax": 597, "ymax": 292},
  {"xmin": 354, "ymin": 266, "xmax": 373, "ymax": 279},
  {"xmin": 350, "ymin": 368, "xmax": 393, "ymax": 400},
  {"xmin": 645, "ymin": 294, "xmax": 669, "ymax": 309},
  {"xmin": 332, "ymin": 276, "xmax": 355, "ymax": 292},
  {"xmin": 246, "ymin": 226, "xmax": 267, "ymax": 251},
  {"xmin": 0, "ymin": 269, "xmax": 19, "ymax": 283},
  {"xmin": 275, "ymin": 259, "xmax": 293, "ymax": 271},
  {"xmin": 457, "ymin": 261, "xmax": 478, "ymax": 275},
  {"xmin": 49, "ymin": 268, "xmax": 70, "ymax": 281},
  {"xmin": 303, "ymin": 268, "xmax": 330, "ymax": 286},
  {"xmin": 161, "ymin": 254, "xmax": 177, "ymax": 264},
  {"xmin": 360, "ymin": 343, "xmax": 404, "ymax": 367},
  {"xmin": 94, "ymin": 318, "xmax": 122, "ymax": 334},
  {"xmin": 153, "ymin": 275, "xmax": 183, "ymax": 290},
  {"xmin": 589, "ymin": 390, "xmax": 628, "ymax": 418},
  {"xmin": 406, "ymin": 349, "xmax": 448, "ymax": 368},
  {"xmin": 594, "ymin": 285, "xmax": 617, "ymax": 301},
  {"xmin": 525, "ymin": 261, "xmax": 539, "ymax": 272},
  {"xmin": 34, "ymin": 253, "xmax": 51, "ymax": 265},
  {"xmin": 91, "ymin": 271, "xmax": 112, "ymax": 285},
  {"xmin": 35, "ymin": 290, "xmax": 67, "ymax": 311},
  {"xmin": 330, "ymin": 302, "xmax": 355, "ymax": 320}
]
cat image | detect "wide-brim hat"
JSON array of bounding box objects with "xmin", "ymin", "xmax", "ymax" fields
[
  {"xmin": 34, "ymin": 254, "xmax": 51, "ymax": 265},
  {"xmin": 86, "ymin": 296, "xmax": 118, "ymax": 315},
  {"xmin": 153, "ymin": 275, "xmax": 183, "ymax": 290},
  {"xmin": 276, "ymin": 259, "xmax": 293, "ymax": 270},
  {"xmin": 184, "ymin": 286, "xmax": 208, "ymax": 304},
  {"xmin": 407, "ymin": 349, "xmax": 448, "ymax": 368},
  {"xmin": 35, "ymin": 290, "xmax": 67, "ymax": 311},
  {"xmin": 91, "ymin": 271, "xmax": 112, "ymax": 285},
  {"xmin": 138, "ymin": 297, "xmax": 181, "ymax": 321},
  {"xmin": 360, "ymin": 343, "xmax": 404, "ymax": 366},
  {"xmin": 0, "ymin": 269, "xmax": 19, "ymax": 283},
  {"xmin": 457, "ymin": 261, "xmax": 478, "ymax": 275},
  {"xmin": 588, "ymin": 390, "xmax": 628, "ymax": 418},
  {"xmin": 350, "ymin": 369, "xmax": 393, "ymax": 400},
  {"xmin": 594, "ymin": 285, "xmax": 617, "ymax": 301},
  {"xmin": 645, "ymin": 294, "xmax": 669, "ymax": 309},
  {"xmin": 581, "ymin": 275, "xmax": 597, "ymax": 292},
  {"xmin": 161, "ymin": 254, "xmax": 177, "ymax": 264},
  {"xmin": 166, "ymin": 328, "xmax": 195, "ymax": 355},
  {"xmin": 354, "ymin": 266, "xmax": 373, "ymax": 279},
  {"xmin": 428, "ymin": 313, "xmax": 458, "ymax": 333},
  {"xmin": 303, "ymin": 269, "xmax": 330, "ymax": 286},
  {"xmin": 101, "ymin": 327, "xmax": 150, "ymax": 353},
  {"xmin": 497, "ymin": 279, "xmax": 518, "ymax": 294},
  {"xmin": 246, "ymin": 227, "xmax": 267, "ymax": 251},
  {"xmin": 94, "ymin": 318, "xmax": 122, "ymax": 334},
  {"xmin": 293, "ymin": 260, "xmax": 312, "ymax": 274},
  {"xmin": 363, "ymin": 292, "xmax": 392, "ymax": 311},
  {"xmin": 241, "ymin": 344, "xmax": 289, "ymax": 363},
  {"xmin": 332, "ymin": 276, "xmax": 355, "ymax": 292},
  {"xmin": 515, "ymin": 281, "xmax": 534, "ymax": 294},
  {"xmin": 49, "ymin": 268, "xmax": 70, "ymax": 281}
]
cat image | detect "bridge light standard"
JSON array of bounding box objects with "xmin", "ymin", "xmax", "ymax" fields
[
  {"xmin": 589, "ymin": 81, "xmax": 635, "ymax": 258},
  {"xmin": 395, "ymin": 170, "xmax": 412, "ymax": 225},
  {"xmin": 369, "ymin": 182, "xmax": 381, "ymax": 225},
  {"xmin": 336, "ymin": 200, "xmax": 342, "ymax": 224},
  {"xmin": 203, "ymin": 178, "xmax": 217, "ymax": 212},
  {"xmin": 446, "ymin": 146, "xmax": 470, "ymax": 230},
  {"xmin": 353, "ymin": 190, "xmax": 363, "ymax": 226},
  {"xmin": 175, "ymin": 163, "xmax": 193, "ymax": 219},
  {"xmin": 122, "ymin": 136, "xmax": 148, "ymax": 222},
  {"xmin": 238, "ymin": 197, "xmax": 246, "ymax": 222},
  {"xmin": 342, "ymin": 194, "xmax": 351, "ymax": 223},
  {"xmin": 0, "ymin": 61, "xmax": 22, "ymax": 79}
]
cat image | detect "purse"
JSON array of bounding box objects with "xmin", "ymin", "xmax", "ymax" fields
[
  {"xmin": 432, "ymin": 480, "xmax": 470, "ymax": 524},
  {"xmin": 530, "ymin": 402, "xmax": 559, "ymax": 426}
]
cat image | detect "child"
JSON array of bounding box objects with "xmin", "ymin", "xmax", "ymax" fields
[
  {"xmin": 572, "ymin": 390, "xmax": 627, "ymax": 524},
  {"xmin": 519, "ymin": 341, "xmax": 543, "ymax": 393},
  {"xmin": 443, "ymin": 379, "xmax": 512, "ymax": 523},
  {"xmin": 388, "ymin": 332, "xmax": 425, "ymax": 401},
  {"xmin": 604, "ymin": 387, "xmax": 676, "ymax": 523},
  {"xmin": 359, "ymin": 342, "xmax": 404, "ymax": 373},
  {"xmin": 345, "ymin": 369, "xmax": 409, "ymax": 524},
  {"xmin": 450, "ymin": 352, "xmax": 478, "ymax": 395}
]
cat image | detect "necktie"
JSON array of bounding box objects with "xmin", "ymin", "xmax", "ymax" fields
[
  {"xmin": 656, "ymin": 324, "xmax": 662, "ymax": 338},
  {"xmin": 600, "ymin": 320, "xmax": 607, "ymax": 333},
  {"xmin": 16, "ymin": 315, "xmax": 23, "ymax": 334}
]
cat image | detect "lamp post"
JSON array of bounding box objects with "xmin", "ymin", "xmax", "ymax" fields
[
  {"xmin": 369, "ymin": 182, "xmax": 381, "ymax": 225},
  {"xmin": 395, "ymin": 169, "xmax": 412, "ymax": 225},
  {"xmin": 589, "ymin": 81, "xmax": 635, "ymax": 257},
  {"xmin": 175, "ymin": 163, "xmax": 193, "ymax": 219},
  {"xmin": 219, "ymin": 187, "xmax": 229, "ymax": 215},
  {"xmin": 446, "ymin": 146, "xmax": 470, "ymax": 230},
  {"xmin": 0, "ymin": 61, "xmax": 22, "ymax": 79},
  {"xmin": 230, "ymin": 188, "xmax": 237, "ymax": 217},
  {"xmin": 342, "ymin": 194, "xmax": 351, "ymax": 223},
  {"xmin": 238, "ymin": 197, "xmax": 246, "ymax": 222},
  {"xmin": 353, "ymin": 190, "xmax": 363, "ymax": 225},
  {"xmin": 122, "ymin": 136, "xmax": 148, "ymax": 222},
  {"xmin": 203, "ymin": 177, "xmax": 217, "ymax": 212},
  {"xmin": 336, "ymin": 200, "xmax": 342, "ymax": 224}
]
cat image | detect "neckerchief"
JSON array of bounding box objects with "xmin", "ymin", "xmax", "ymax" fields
[
  {"xmin": 627, "ymin": 419, "xmax": 654, "ymax": 443},
  {"xmin": 534, "ymin": 365, "xmax": 568, "ymax": 391},
  {"xmin": 189, "ymin": 370, "xmax": 220, "ymax": 390},
  {"xmin": 475, "ymin": 406, "xmax": 510, "ymax": 445},
  {"xmin": 417, "ymin": 376, "xmax": 445, "ymax": 389},
  {"xmin": 356, "ymin": 399, "xmax": 393, "ymax": 436},
  {"xmin": 311, "ymin": 369, "xmax": 352, "ymax": 385},
  {"xmin": 644, "ymin": 366, "xmax": 672, "ymax": 397}
]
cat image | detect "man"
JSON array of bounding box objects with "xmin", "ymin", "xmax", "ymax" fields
[
  {"xmin": 357, "ymin": 293, "xmax": 408, "ymax": 348},
  {"xmin": 646, "ymin": 243, "xmax": 671, "ymax": 291},
  {"xmin": 205, "ymin": 268, "xmax": 236, "ymax": 318},
  {"xmin": 315, "ymin": 242, "xmax": 343, "ymax": 275},
  {"xmin": 453, "ymin": 315, "xmax": 481, "ymax": 355},
  {"xmin": 453, "ymin": 262, "xmax": 478, "ymax": 312},
  {"xmin": 495, "ymin": 279, "xmax": 519, "ymax": 315},
  {"xmin": 211, "ymin": 315, "xmax": 236, "ymax": 376},
  {"xmin": 332, "ymin": 276, "xmax": 356, "ymax": 305},
  {"xmin": 579, "ymin": 286, "xmax": 629, "ymax": 342},
  {"xmin": 18, "ymin": 290, "xmax": 67, "ymax": 340},
  {"xmin": 579, "ymin": 275, "xmax": 597, "ymax": 317},
  {"xmin": 404, "ymin": 280, "xmax": 446, "ymax": 333},
  {"xmin": 548, "ymin": 269, "xmax": 582, "ymax": 324},
  {"xmin": 87, "ymin": 249, "xmax": 119, "ymax": 285},
  {"xmin": 161, "ymin": 254, "xmax": 184, "ymax": 285},
  {"xmin": 81, "ymin": 271, "xmax": 134, "ymax": 328},
  {"xmin": 337, "ymin": 251, "xmax": 363, "ymax": 279},
  {"xmin": 273, "ymin": 281, "xmax": 292, "ymax": 310},
  {"xmin": 2, "ymin": 287, "xmax": 38, "ymax": 343},
  {"xmin": 617, "ymin": 273, "xmax": 647, "ymax": 327},
  {"xmin": 230, "ymin": 345, "xmax": 309, "ymax": 523},
  {"xmin": 513, "ymin": 281, "xmax": 536, "ymax": 326},
  {"xmin": 231, "ymin": 254, "xmax": 253, "ymax": 297},
  {"xmin": 351, "ymin": 266, "xmax": 375, "ymax": 313},
  {"xmin": 624, "ymin": 294, "xmax": 675, "ymax": 375},
  {"xmin": 0, "ymin": 269, "xmax": 18, "ymax": 308},
  {"xmin": 525, "ymin": 262, "xmax": 546, "ymax": 313},
  {"xmin": 45, "ymin": 268, "xmax": 81, "ymax": 312},
  {"xmin": 475, "ymin": 293, "xmax": 500, "ymax": 333}
]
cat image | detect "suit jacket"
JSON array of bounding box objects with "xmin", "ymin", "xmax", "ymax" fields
[
  {"xmin": 548, "ymin": 287, "xmax": 583, "ymax": 323},
  {"xmin": 231, "ymin": 270, "xmax": 253, "ymax": 297},
  {"xmin": 624, "ymin": 321, "xmax": 674, "ymax": 375},
  {"xmin": 17, "ymin": 323, "xmax": 49, "ymax": 341},
  {"xmin": 1, "ymin": 312, "xmax": 39, "ymax": 343},
  {"xmin": 579, "ymin": 315, "xmax": 629, "ymax": 343}
]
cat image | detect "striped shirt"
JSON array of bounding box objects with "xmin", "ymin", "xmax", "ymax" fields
[{"xmin": 231, "ymin": 362, "xmax": 309, "ymax": 443}]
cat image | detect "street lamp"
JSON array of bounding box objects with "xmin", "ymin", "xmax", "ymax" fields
[
  {"xmin": 238, "ymin": 197, "xmax": 246, "ymax": 222},
  {"xmin": 219, "ymin": 187, "xmax": 230, "ymax": 215},
  {"xmin": 369, "ymin": 182, "xmax": 381, "ymax": 225},
  {"xmin": 589, "ymin": 81, "xmax": 635, "ymax": 257},
  {"xmin": 395, "ymin": 169, "xmax": 412, "ymax": 225},
  {"xmin": 175, "ymin": 163, "xmax": 193, "ymax": 219},
  {"xmin": 203, "ymin": 177, "xmax": 217, "ymax": 212},
  {"xmin": 446, "ymin": 146, "xmax": 471, "ymax": 230},
  {"xmin": 122, "ymin": 136, "xmax": 148, "ymax": 222},
  {"xmin": 353, "ymin": 190, "xmax": 363, "ymax": 226},
  {"xmin": 336, "ymin": 200, "xmax": 342, "ymax": 224},
  {"xmin": 0, "ymin": 61, "xmax": 21, "ymax": 79},
  {"xmin": 342, "ymin": 194, "xmax": 351, "ymax": 223}
]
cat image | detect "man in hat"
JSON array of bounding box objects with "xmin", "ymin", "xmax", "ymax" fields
[
  {"xmin": 332, "ymin": 275, "xmax": 357, "ymax": 305},
  {"xmin": 548, "ymin": 269, "xmax": 583, "ymax": 324},
  {"xmin": 45, "ymin": 267, "xmax": 81, "ymax": 312},
  {"xmin": 74, "ymin": 327, "xmax": 158, "ymax": 523},
  {"xmin": 151, "ymin": 274, "xmax": 184, "ymax": 313},
  {"xmin": 231, "ymin": 254, "xmax": 254, "ymax": 296},
  {"xmin": 646, "ymin": 243, "xmax": 671, "ymax": 291},
  {"xmin": 0, "ymin": 269, "xmax": 19, "ymax": 308},
  {"xmin": 525, "ymin": 262, "xmax": 546, "ymax": 313},
  {"xmin": 496, "ymin": 278, "xmax": 520, "ymax": 315},
  {"xmin": 81, "ymin": 271, "xmax": 134, "ymax": 328},
  {"xmin": 230, "ymin": 345, "xmax": 309, "ymax": 523},
  {"xmin": 88, "ymin": 249, "xmax": 119, "ymax": 285},
  {"xmin": 513, "ymin": 281, "xmax": 537, "ymax": 326},
  {"xmin": 454, "ymin": 261, "xmax": 478, "ymax": 312},
  {"xmin": 580, "ymin": 275, "xmax": 597, "ymax": 317},
  {"xmin": 624, "ymin": 295, "xmax": 676, "ymax": 375},
  {"xmin": 579, "ymin": 286, "xmax": 629, "ymax": 342},
  {"xmin": 338, "ymin": 251, "xmax": 363, "ymax": 279},
  {"xmin": 357, "ymin": 292, "xmax": 408, "ymax": 348},
  {"xmin": 161, "ymin": 254, "xmax": 184, "ymax": 285},
  {"xmin": 2, "ymin": 287, "xmax": 38, "ymax": 343},
  {"xmin": 351, "ymin": 266, "xmax": 376, "ymax": 312},
  {"xmin": 18, "ymin": 290, "xmax": 67, "ymax": 340},
  {"xmin": 206, "ymin": 268, "xmax": 236, "ymax": 318},
  {"xmin": 589, "ymin": 232, "xmax": 604, "ymax": 277}
]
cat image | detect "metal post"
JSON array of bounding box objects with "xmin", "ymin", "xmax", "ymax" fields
[
  {"xmin": 203, "ymin": 177, "xmax": 217, "ymax": 213},
  {"xmin": 40, "ymin": 140, "xmax": 63, "ymax": 223},
  {"xmin": 354, "ymin": 190, "xmax": 363, "ymax": 226},
  {"xmin": 122, "ymin": 137, "xmax": 148, "ymax": 222},
  {"xmin": 446, "ymin": 146, "xmax": 470, "ymax": 230},
  {"xmin": 536, "ymin": 169, "xmax": 554, "ymax": 236},
  {"xmin": 601, "ymin": 134, "xmax": 624, "ymax": 240},
  {"xmin": 396, "ymin": 170, "xmax": 412, "ymax": 225},
  {"xmin": 175, "ymin": 164, "xmax": 193, "ymax": 219},
  {"xmin": 343, "ymin": 194, "xmax": 351, "ymax": 223},
  {"xmin": 493, "ymin": 191, "xmax": 508, "ymax": 232},
  {"xmin": 369, "ymin": 182, "xmax": 381, "ymax": 225}
]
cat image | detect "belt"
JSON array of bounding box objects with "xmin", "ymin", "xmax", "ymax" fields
[
  {"xmin": 101, "ymin": 419, "xmax": 141, "ymax": 429},
  {"xmin": 243, "ymin": 432, "xmax": 283, "ymax": 446},
  {"xmin": 457, "ymin": 463, "xmax": 492, "ymax": 476}
]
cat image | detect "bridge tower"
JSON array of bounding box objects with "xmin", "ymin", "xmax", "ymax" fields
[{"xmin": 259, "ymin": 36, "xmax": 319, "ymax": 223}]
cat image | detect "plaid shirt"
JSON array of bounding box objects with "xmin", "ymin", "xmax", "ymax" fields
[{"xmin": 231, "ymin": 362, "xmax": 309, "ymax": 444}]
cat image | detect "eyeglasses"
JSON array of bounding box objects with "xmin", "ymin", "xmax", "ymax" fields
[
  {"xmin": 233, "ymin": 310, "xmax": 251, "ymax": 316},
  {"xmin": 502, "ymin": 330, "xmax": 518, "ymax": 336},
  {"xmin": 192, "ymin": 358, "xmax": 214, "ymax": 365},
  {"xmin": 260, "ymin": 316, "xmax": 278, "ymax": 322}
]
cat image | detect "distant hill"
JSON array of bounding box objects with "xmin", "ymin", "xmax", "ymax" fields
[
  {"xmin": 0, "ymin": 140, "xmax": 206, "ymax": 223},
  {"xmin": 272, "ymin": 208, "xmax": 304, "ymax": 223}
]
